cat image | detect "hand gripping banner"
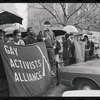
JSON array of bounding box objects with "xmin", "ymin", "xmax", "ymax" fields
[{"xmin": 0, "ymin": 41, "xmax": 52, "ymax": 97}]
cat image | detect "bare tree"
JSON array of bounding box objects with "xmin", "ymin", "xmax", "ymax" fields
[{"xmin": 28, "ymin": 3, "xmax": 100, "ymax": 32}]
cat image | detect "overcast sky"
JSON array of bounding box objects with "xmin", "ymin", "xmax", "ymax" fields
[{"xmin": 15, "ymin": 3, "xmax": 28, "ymax": 28}]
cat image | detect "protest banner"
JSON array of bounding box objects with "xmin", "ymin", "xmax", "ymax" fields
[{"xmin": 0, "ymin": 41, "xmax": 51, "ymax": 97}]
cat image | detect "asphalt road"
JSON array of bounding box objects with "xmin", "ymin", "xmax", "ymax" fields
[
  {"xmin": 40, "ymin": 75, "xmax": 71, "ymax": 96},
  {"xmin": 42, "ymin": 84, "xmax": 71, "ymax": 97}
]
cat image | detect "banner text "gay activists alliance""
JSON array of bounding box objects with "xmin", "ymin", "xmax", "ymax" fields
[{"xmin": 4, "ymin": 45, "xmax": 46, "ymax": 82}]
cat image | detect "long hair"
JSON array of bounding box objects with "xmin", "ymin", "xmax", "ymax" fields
[{"xmin": 83, "ymin": 35, "xmax": 89, "ymax": 41}]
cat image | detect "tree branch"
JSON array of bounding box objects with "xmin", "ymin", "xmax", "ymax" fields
[
  {"xmin": 85, "ymin": 6, "xmax": 98, "ymax": 17},
  {"xmin": 74, "ymin": 24, "xmax": 82, "ymax": 30},
  {"xmin": 95, "ymin": 3, "xmax": 100, "ymax": 9},
  {"xmin": 39, "ymin": 3, "xmax": 59, "ymax": 22},
  {"xmin": 28, "ymin": 4, "xmax": 44, "ymax": 9},
  {"xmin": 47, "ymin": 4, "xmax": 63, "ymax": 22},
  {"xmin": 67, "ymin": 3, "xmax": 83, "ymax": 22},
  {"xmin": 60, "ymin": 3, "xmax": 68, "ymax": 19}
]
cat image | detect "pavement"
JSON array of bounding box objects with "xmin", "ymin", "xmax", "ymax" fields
[
  {"xmin": 40, "ymin": 75, "xmax": 71, "ymax": 97},
  {"xmin": 41, "ymin": 84, "xmax": 70, "ymax": 97}
]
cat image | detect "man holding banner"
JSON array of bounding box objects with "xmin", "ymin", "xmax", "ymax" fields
[{"xmin": 0, "ymin": 29, "xmax": 9, "ymax": 96}]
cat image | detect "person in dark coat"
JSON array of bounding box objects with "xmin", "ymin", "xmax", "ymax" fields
[
  {"xmin": 54, "ymin": 40, "xmax": 61, "ymax": 85},
  {"xmin": 89, "ymin": 37, "xmax": 94, "ymax": 60},
  {"xmin": 38, "ymin": 21, "xmax": 57, "ymax": 86},
  {"xmin": 83, "ymin": 35, "xmax": 90, "ymax": 61},
  {"xmin": 69, "ymin": 34, "xmax": 76, "ymax": 64},
  {"xmin": 55, "ymin": 40, "xmax": 61, "ymax": 60},
  {"xmin": 54, "ymin": 40, "xmax": 61, "ymax": 66},
  {"xmin": 0, "ymin": 29, "xmax": 9, "ymax": 96},
  {"xmin": 37, "ymin": 29, "xmax": 56, "ymax": 76},
  {"xmin": 23, "ymin": 27, "xmax": 37, "ymax": 45},
  {"xmin": 63, "ymin": 33, "xmax": 72, "ymax": 66}
]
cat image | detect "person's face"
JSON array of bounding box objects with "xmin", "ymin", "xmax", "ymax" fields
[
  {"xmin": 89, "ymin": 37, "xmax": 92, "ymax": 41},
  {"xmin": 28, "ymin": 28, "xmax": 36, "ymax": 36},
  {"xmin": 85, "ymin": 37, "xmax": 88, "ymax": 41},
  {"xmin": 29, "ymin": 28, "xmax": 34, "ymax": 33},
  {"xmin": 69, "ymin": 36, "xmax": 74, "ymax": 42},
  {"xmin": 0, "ymin": 33, "xmax": 5, "ymax": 42},
  {"xmin": 77, "ymin": 36, "xmax": 81, "ymax": 41},
  {"xmin": 14, "ymin": 32, "xmax": 21, "ymax": 42},
  {"xmin": 74, "ymin": 36, "xmax": 77, "ymax": 41},
  {"xmin": 44, "ymin": 24, "xmax": 51, "ymax": 28}
]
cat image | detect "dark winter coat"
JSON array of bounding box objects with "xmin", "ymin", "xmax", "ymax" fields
[
  {"xmin": 23, "ymin": 34, "xmax": 37, "ymax": 45},
  {"xmin": 89, "ymin": 41, "xmax": 94, "ymax": 55},
  {"xmin": 63, "ymin": 39, "xmax": 72, "ymax": 60},
  {"xmin": 0, "ymin": 54, "xmax": 6, "ymax": 77},
  {"xmin": 85, "ymin": 41, "xmax": 90, "ymax": 50},
  {"xmin": 55, "ymin": 41, "xmax": 61, "ymax": 55},
  {"xmin": 37, "ymin": 30, "xmax": 55, "ymax": 48}
]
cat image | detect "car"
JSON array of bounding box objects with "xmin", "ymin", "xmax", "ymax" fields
[
  {"xmin": 62, "ymin": 90, "xmax": 100, "ymax": 97},
  {"xmin": 58, "ymin": 59, "xmax": 100, "ymax": 90}
]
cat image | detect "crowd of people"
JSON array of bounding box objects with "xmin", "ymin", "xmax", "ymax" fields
[
  {"xmin": 62, "ymin": 32, "xmax": 94, "ymax": 66},
  {"xmin": 0, "ymin": 21, "xmax": 95, "ymax": 75},
  {"xmin": 0, "ymin": 21, "xmax": 62, "ymax": 94},
  {"xmin": 0, "ymin": 20, "xmax": 96, "ymax": 96},
  {"xmin": 0, "ymin": 21, "xmax": 96, "ymax": 73}
]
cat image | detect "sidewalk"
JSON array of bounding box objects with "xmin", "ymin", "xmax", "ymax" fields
[{"xmin": 41, "ymin": 84, "xmax": 70, "ymax": 97}]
